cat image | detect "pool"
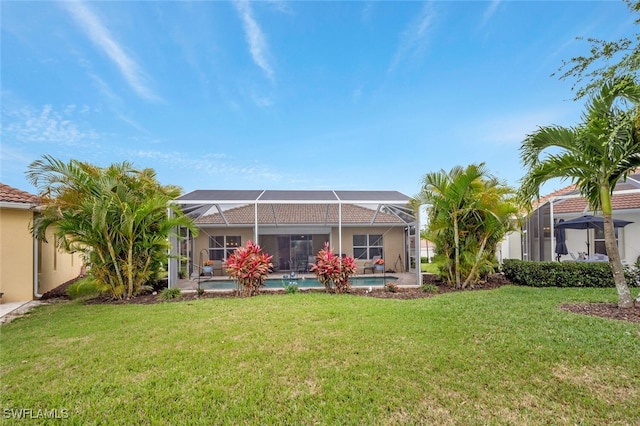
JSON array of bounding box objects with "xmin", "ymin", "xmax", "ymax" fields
[{"xmin": 196, "ymin": 275, "xmax": 398, "ymax": 291}]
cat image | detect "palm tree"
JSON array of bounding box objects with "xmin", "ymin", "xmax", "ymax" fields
[
  {"xmin": 519, "ymin": 77, "xmax": 640, "ymax": 308},
  {"xmin": 27, "ymin": 155, "xmax": 197, "ymax": 299},
  {"xmin": 414, "ymin": 163, "xmax": 517, "ymax": 288}
]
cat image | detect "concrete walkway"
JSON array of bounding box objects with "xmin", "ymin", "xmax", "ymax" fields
[{"xmin": 0, "ymin": 301, "xmax": 43, "ymax": 324}]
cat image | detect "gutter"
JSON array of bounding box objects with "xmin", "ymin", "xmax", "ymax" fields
[{"xmin": 0, "ymin": 201, "xmax": 38, "ymax": 210}]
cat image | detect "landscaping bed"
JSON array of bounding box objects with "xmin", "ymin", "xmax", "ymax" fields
[{"xmin": 43, "ymin": 273, "xmax": 640, "ymax": 323}]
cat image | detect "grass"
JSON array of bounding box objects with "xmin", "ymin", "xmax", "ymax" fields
[
  {"xmin": 1, "ymin": 286, "xmax": 639, "ymax": 424},
  {"xmin": 421, "ymin": 261, "xmax": 439, "ymax": 273}
]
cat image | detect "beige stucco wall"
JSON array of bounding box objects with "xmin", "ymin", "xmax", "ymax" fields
[
  {"xmin": 0, "ymin": 207, "xmax": 83, "ymax": 303},
  {"xmin": 0, "ymin": 207, "xmax": 35, "ymax": 303},
  {"xmin": 331, "ymin": 226, "xmax": 405, "ymax": 273},
  {"xmin": 38, "ymin": 227, "xmax": 83, "ymax": 295},
  {"xmin": 500, "ymin": 230, "xmax": 523, "ymax": 261},
  {"xmin": 191, "ymin": 226, "xmax": 407, "ymax": 274}
]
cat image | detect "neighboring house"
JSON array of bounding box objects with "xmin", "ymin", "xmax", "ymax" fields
[
  {"xmin": 168, "ymin": 190, "xmax": 420, "ymax": 287},
  {"xmin": 502, "ymin": 170, "xmax": 640, "ymax": 264},
  {"xmin": 0, "ymin": 183, "xmax": 82, "ymax": 303}
]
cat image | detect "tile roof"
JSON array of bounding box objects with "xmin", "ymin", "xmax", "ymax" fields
[
  {"xmin": 0, "ymin": 183, "xmax": 39, "ymax": 205},
  {"xmin": 197, "ymin": 203, "xmax": 406, "ymax": 225},
  {"xmin": 537, "ymin": 169, "xmax": 640, "ymax": 213}
]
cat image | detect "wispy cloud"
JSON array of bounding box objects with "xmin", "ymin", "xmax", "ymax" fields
[
  {"xmin": 61, "ymin": 1, "xmax": 161, "ymax": 102},
  {"xmin": 131, "ymin": 149, "xmax": 289, "ymax": 185},
  {"xmin": 88, "ymin": 73, "xmax": 149, "ymax": 133},
  {"xmin": 388, "ymin": 2, "xmax": 437, "ymax": 73},
  {"xmin": 265, "ymin": 0, "xmax": 293, "ymax": 15},
  {"xmin": 1, "ymin": 104, "xmax": 99, "ymax": 145},
  {"xmin": 233, "ymin": 0, "xmax": 275, "ymax": 81},
  {"xmin": 481, "ymin": 0, "xmax": 501, "ymax": 27},
  {"xmin": 361, "ymin": 2, "xmax": 374, "ymax": 24}
]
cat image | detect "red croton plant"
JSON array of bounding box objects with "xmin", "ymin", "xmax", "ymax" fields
[
  {"xmin": 310, "ymin": 242, "xmax": 357, "ymax": 293},
  {"xmin": 224, "ymin": 241, "xmax": 273, "ymax": 297}
]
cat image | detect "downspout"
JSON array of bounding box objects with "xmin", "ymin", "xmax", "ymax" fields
[{"xmin": 33, "ymin": 233, "xmax": 42, "ymax": 298}]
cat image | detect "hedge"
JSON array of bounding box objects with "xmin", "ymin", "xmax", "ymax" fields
[{"xmin": 502, "ymin": 259, "xmax": 640, "ymax": 288}]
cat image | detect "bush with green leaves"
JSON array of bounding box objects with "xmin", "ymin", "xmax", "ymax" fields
[
  {"xmin": 66, "ymin": 278, "xmax": 102, "ymax": 300},
  {"xmin": 420, "ymin": 283, "xmax": 439, "ymax": 293},
  {"xmin": 502, "ymin": 259, "xmax": 639, "ymax": 288},
  {"xmin": 158, "ymin": 288, "xmax": 182, "ymax": 301},
  {"xmin": 282, "ymin": 282, "xmax": 299, "ymax": 294},
  {"xmin": 27, "ymin": 156, "xmax": 197, "ymax": 300}
]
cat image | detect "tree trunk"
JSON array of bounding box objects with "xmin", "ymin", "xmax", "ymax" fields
[
  {"xmin": 463, "ymin": 234, "xmax": 489, "ymax": 289},
  {"xmin": 600, "ymin": 186, "xmax": 634, "ymax": 308},
  {"xmin": 453, "ymin": 214, "xmax": 461, "ymax": 288}
]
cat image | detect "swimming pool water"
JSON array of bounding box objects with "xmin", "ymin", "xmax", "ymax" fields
[{"xmin": 197, "ymin": 275, "xmax": 398, "ymax": 290}]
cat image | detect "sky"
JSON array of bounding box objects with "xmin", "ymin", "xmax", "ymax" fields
[{"xmin": 1, "ymin": 0, "xmax": 635, "ymax": 199}]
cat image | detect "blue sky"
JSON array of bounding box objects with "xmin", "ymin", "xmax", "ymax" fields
[{"xmin": 1, "ymin": 1, "xmax": 635, "ymax": 198}]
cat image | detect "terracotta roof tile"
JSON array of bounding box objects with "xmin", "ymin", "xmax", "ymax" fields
[
  {"xmin": 197, "ymin": 203, "xmax": 404, "ymax": 225},
  {"xmin": 537, "ymin": 169, "xmax": 640, "ymax": 213},
  {"xmin": 0, "ymin": 183, "xmax": 39, "ymax": 204}
]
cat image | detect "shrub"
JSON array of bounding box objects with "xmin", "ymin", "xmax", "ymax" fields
[
  {"xmin": 384, "ymin": 282, "xmax": 399, "ymax": 293},
  {"xmin": 420, "ymin": 283, "xmax": 439, "ymax": 293},
  {"xmin": 67, "ymin": 278, "xmax": 102, "ymax": 300},
  {"xmin": 501, "ymin": 259, "xmax": 639, "ymax": 288},
  {"xmin": 196, "ymin": 287, "xmax": 206, "ymax": 297},
  {"xmin": 224, "ymin": 241, "xmax": 273, "ymax": 297},
  {"xmin": 158, "ymin": 288, "xmax": 182, "ymax": 301},
  {"xmin": 310, "ymin": 242, "xmax": 357, "ymax": 294},
  {"xmin": 282, "ymin": 282, "xmax": 299, "ymax": 294}
]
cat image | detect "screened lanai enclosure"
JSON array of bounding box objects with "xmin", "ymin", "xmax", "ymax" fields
[
  {"xmin": 520, "ymin": 186, "xmax": 640, "ymax": 263},
  {"xmin": 168, "ymin": 190, "xmax": 419, "ymax": 288}
]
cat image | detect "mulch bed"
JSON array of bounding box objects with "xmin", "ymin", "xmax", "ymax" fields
[
  {"xmin": 42, "ymin": 274, "xmax": 640, "ymax": 323},
  {"xmin": 559, "ymin": 303, "xmax": 640, "ymax": 323}
]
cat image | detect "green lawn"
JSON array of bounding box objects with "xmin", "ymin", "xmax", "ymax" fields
[
  {"xmin": 1, "ymin": 286, "xmax": 639, "ymax": 424},
  {"xmin": 420, "ymin": 261, "xmax": 439, "ymax": 273}
]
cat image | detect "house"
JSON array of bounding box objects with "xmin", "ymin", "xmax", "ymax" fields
[
  {"xmin": 0, "ymin": 183, "xmax": 82, "ymax": 303},
  {"xmin": 168, "ymin": 190, "xmax": 420, "ymax": 287},
  {"xmin": 502, "ymin": 170, "xmax": 640, "ymax": 264}
]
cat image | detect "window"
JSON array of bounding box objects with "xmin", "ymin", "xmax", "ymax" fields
[
  {"xmin": 209, "ymin": 236, "xmax": 241, "ymax": 260},
  {"xmin": 353, "ymin": 234, "xmax": 383, "ymax": 260},
  {"xmin": 593, "ymin": 228, "xmax": 619, "ymax": 255}
]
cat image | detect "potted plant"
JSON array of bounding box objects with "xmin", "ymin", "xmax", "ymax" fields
[
  {"xmin": 374, "ymin": 258, "xmax": 384, "ymax": 271},
  {"xmin": 203, "ymin": 259, "xmax": 214, "ymax": 274}
]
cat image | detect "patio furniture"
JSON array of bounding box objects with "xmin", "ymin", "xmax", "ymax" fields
[{"xmin": 363, "ymin": 256, "xmax": 381, "ymax": 274}]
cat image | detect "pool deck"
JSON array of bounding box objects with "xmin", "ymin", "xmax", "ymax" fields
[{"xmin": 176, "ymin": 271, "xmax": 418, "ymax": 292}]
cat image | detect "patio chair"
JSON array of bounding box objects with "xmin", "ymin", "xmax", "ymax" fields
[
  {"xmin": 211, "ymin": 260, "xmax": 224, "ymax": 276},
  {"xmin": 363, "ymin": 256, "xmax": 381, "ymax": 274}
]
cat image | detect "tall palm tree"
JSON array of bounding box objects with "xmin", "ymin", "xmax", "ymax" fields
[
  {"xmin": 519, "ymin": 77, "xmax": 640, "ymax": 308},
  {"xmin": 27, "ymin": 155, "xmax": 197, "ymax": 299},
  {"xmin": 414, "ymin": 163, "xmax": 517, "ymax": 288}
]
